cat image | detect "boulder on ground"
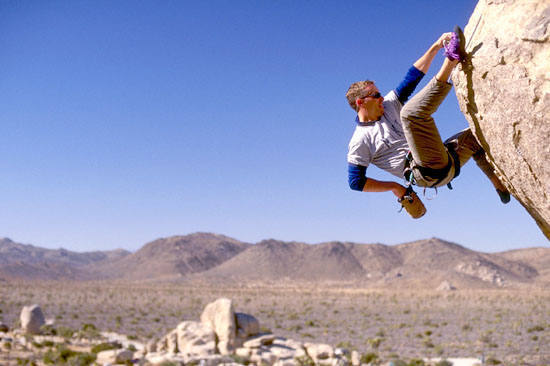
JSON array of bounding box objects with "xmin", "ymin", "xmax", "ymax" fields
[
  {"xmin": 304, "ymin": 342, "xmax": 334, "ymax": 362},
  {"xmin": 20, "ymin": 304, "xmax": 45, "ymax": 335},
  {"xmin": 200, "ymin": 298, "xmax": 237, "ymax": 354},
  {"xmin": 236, "ymin": 312, "xmax": 260, "ymax": 339},
  {"xmin": 0, "ymin": 322, "xmax": 9, "ymax": 333},
  {"xmin": 96, "ymin": 349, "xmax": 133, "ymax": 365},
  {"xmin": 243, "ymin": 334, "xmax": 276, "ymax": 348},
  {"xmin": 176, "ymin": 321, "xmax": 217, "ymax": 358},
  {"xmin": 437, "ymin": 280, "xmax": 457, "ymax": 291}
]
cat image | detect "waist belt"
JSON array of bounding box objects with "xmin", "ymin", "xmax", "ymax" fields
[{"xmin": 404, "ymin": 143, "xmax": 461, "ymax": 188}]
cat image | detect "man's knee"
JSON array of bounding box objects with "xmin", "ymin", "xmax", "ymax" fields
[{"xmin": 401, "ymin": 102, "xmax": 432, "ymax": 124}]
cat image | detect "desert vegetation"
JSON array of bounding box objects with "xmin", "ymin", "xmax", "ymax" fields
[{"xmin": 0, "ymin": 280, "xmax": 549, "ymax": 365}]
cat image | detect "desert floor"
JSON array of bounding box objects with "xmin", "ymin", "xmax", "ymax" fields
[{"xmin": 0, "ymin": 280, "xmax": 549, "ymax": 365}]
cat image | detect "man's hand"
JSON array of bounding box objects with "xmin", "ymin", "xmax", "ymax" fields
[
  {"xmin": 391, "ymin": 183, "xmax": 407, "ymax": 199},
  {"xmin": 435, "ymin": 32, "xmax": 454, "ymax": 49}
]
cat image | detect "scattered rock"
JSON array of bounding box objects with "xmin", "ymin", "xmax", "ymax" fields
[
  {"xmin": 20, "ymin": 304, "xmax": 45, "ymax": 335},
  {"xmin": 155, "ymin": 335, "xmax": 168, "ymax": 353},
  {"xmin": 96, "ymin": 349, "xmax": 133, "ymax": 365},
  {"xmin": 0, "ymin": 323, "xmax": 8, "ymax": 333},
  {"xmin": 146, "ymin": 351, "xmax": 186, "ymax": 365},
  {"xmin": 351, "ymin": 350, "xmax": 360, "ymax": 366},
  {"xmin": 437, "ymin": 280, "xmax": 457, "ymax": 291},
  {"xmin": 176, "ymin": 321, "xmax": 217, "ymax": 358},
  {"xmin": 243, "ymin": 333, "xmax": 276, "ymax": 348},
  {"xmin": 166, "ymin": 328, "xmax": 178, "ymax": 353},
  {"xmin": 235, "ymin": 346, "xmax": 251, "ymax": 358},
  {"xmin": 146, "ymin": 338, "xmax": 158, "ymax": 353},
  {"xmin": 185, "ymin": 353, "xmax": 237, "ymax": 365},
  {"xmin": 236, "ymin": 312, "xmax": 260, "ymax": 338},
  {"xmin": 200, "ymin": 297, "xmax": 237, "ymax": 354},
  {"xmin": 305, "ymin": 342, "xmax": 334, "ymax": 362}
]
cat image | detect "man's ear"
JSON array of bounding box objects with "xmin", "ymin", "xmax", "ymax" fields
[{"xmin": 355, "ymin": 98, "xmax": 362, "ymax": 108}]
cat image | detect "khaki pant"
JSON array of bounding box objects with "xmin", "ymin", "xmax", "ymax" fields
[{"xmin": 400, "ymin": 77, "xmax": 496, "ymax": 187}]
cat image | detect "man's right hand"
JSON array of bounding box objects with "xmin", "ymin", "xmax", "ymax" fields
[
  {"xmin": 391, "ymin": 183, "xmax": 408, "ymax": 199},
  {"xmin": 436, "ymin": 32, "xmax": 454, "ymax": 49}
]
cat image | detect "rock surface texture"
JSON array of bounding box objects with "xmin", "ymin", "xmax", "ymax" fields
[{"xmin": 452, "ymin": 0, "xmax": 550, "ymax": 239}]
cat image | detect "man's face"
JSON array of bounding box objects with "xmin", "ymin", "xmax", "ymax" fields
[{"xmin": 361, "ymin": 84, "xmax": 384, "ymax": 119}]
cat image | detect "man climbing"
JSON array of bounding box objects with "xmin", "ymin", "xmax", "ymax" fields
[{"xmin": 346, "ymin": 26, "xmax": 510, "ymax": 218}]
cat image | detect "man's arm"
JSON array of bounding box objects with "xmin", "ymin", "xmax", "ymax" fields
[
  {"xmin": 363, "ymin": 177, "xmax": 407, "ymax": 198},
  {"xmin": 348, "ymin": 164, "xmax": 407, "ymax": 198},
  {"xmin": 395, "ymin": 32, "xmax": 453, "ymax": 104}
]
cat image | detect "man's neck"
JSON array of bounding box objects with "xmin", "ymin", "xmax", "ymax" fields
[{"xmin": 358, "ymin": 112, "xmax": 381, "ymax": 123}]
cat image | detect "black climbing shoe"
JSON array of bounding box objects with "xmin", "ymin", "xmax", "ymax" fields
[{"xmin": 496, "ymin": 189, "xmax": 511, "ymax": 204}]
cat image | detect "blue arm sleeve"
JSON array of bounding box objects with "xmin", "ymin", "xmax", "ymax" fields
[
  {"xmin": 395, "ymin": 66, "xmax": 425, "ymax": 104},
  {"xmin": 348, "ymin": 163, "xmax": 367, "ymax": 191}
]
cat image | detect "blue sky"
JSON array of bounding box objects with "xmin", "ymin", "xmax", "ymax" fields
[{"xmin": 0, "ymin": 1, "xmax": 547, "ymax": 253}]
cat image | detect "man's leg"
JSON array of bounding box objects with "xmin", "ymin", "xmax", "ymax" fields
[
  {"xmin": 446, "ymin": 128, "xmax": 511, "ymax": 203},
  {"xmin": 400, "ymin": 57, "xmax": 460, "ymax": 170}
]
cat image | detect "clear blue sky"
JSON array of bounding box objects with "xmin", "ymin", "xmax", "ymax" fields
[{"xmin": 0, "ymin": 1, "xmax": 547, "ymax": 253}]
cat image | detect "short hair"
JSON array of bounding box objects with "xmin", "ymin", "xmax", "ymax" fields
[{"xmin": 346, "ymin": 80, "xmax": 375, "ymax": 112}]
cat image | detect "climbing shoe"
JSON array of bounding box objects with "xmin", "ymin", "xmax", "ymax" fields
[
  {"xmin": 444, "ymin": 25, "xmax": 467, "ymax": 62},
  {"xmin": 496, "ymin": 188, "xmax": 511, "ymax": 204}
]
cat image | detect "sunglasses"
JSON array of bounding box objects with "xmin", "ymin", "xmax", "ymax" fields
[{"xmin": 363, "ymin": 92, "xmax": 382, "ymax": 99}]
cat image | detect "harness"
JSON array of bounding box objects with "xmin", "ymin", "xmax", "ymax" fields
[{"xmin": 403, "ymin": 143, "xmax": 461, "ymax": 189}]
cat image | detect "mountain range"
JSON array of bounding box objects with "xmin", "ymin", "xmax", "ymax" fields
[{"xmin": 1, "ymin": 233, "xmax": 549, "ymax": 289}]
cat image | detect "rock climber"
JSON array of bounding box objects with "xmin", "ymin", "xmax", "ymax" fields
[{"xmin": 345, "ymin": 26, "xmax": 510, "ymax": 217}]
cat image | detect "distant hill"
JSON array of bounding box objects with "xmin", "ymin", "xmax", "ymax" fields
[
  {"xmin": 86, "ymin": 232, "xmax": 251, "ymax": 280},
  {"xmin": 379, "ymin": 238, "xmax": 538, "ymax": 288},
  {"xmin": 199, "ymin": 239, "xmax": 366, "ymax": 282},
  {"xmin": 0, "ymin": 237, "xmax": 130, "ymax": 280},
  {"xmin": 1, "ymin": 234, "xmax": 548, "ymax": 289},
  {"xmin": 496, "ymin": 247, "xmax": 550, "ymax": 283}
]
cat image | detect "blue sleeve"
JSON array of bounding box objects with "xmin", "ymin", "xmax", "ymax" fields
[
  {"xmin": 348, "ymin": 163, "xmax": 367, "ymax": 191},
  {"xmin": 395, "ymin": 66, "xmax": 425, "ymax": 104}
]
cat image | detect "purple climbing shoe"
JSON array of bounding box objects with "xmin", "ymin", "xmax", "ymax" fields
[{"xmin": 444, "ymin": 25, "xmax": 467, "ymax": 62}]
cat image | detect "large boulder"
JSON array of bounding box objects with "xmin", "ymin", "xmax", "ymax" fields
[
  {"xmin": 453, "ymin": 0, "xmax": 550, "ymax": 239},
  {"xmin": 235, "ymin": 312, "xmax": 260, "ymax": 344},
  {"xmin": 20, "ymin": 304, "xmax": 45, "ymax": 334},
  {"xmin": 200, "ymin": 298, "xmax": 237, "ymax": 354},
  {"xmin": 452, "ymin": 0, "xmax": 550, "ymax": 239}
]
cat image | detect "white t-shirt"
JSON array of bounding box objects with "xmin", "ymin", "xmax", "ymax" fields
[{"xmin": 347, "ymin": 90, "xmax": 410, "ymax": 178}]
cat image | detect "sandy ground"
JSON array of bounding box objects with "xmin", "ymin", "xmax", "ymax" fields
[{"xmin": 0, "ymin": 280, "xmax": 549, "ymax": 365}]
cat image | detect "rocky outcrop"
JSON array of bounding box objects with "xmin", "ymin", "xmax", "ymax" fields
[
  {"xmin": 456, "ymin": 260, "xmax": 505, "ymax": 286},
  {"xmin": 452, "ymin": 0, "xmax": 550, "ymax": 239},
  {"xmin": 147, "ymin": 299, "xmax": 352, "ymax": 366}
]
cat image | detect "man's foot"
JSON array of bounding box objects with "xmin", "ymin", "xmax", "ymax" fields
[
  {"xmin": 496, "ymin": 188, "xmax": 511, "ymax": 204},
  {"xmin": 444, "ymin": 25, "xmax": 467, "ymax": 62}
]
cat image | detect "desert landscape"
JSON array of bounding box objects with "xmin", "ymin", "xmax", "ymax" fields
[{"xmin": 0, "ymin": 233, "xmax": 549, "ymax": 365}]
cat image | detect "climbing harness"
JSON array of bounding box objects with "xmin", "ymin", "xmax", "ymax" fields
[{"xmin": 402, "ymin": 143, "xmax": 461, "ymax": 197}]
